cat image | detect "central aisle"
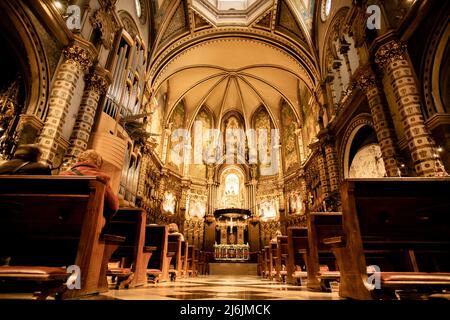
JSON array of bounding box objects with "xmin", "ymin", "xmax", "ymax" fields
[{"xmin": 102, "ymin": 276, "xmax": 340, "ymax": 300}]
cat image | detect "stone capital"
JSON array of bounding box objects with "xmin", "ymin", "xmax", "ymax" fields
[
  {"xmin": 354, "ymin": 65, "xmax": 378, "ymax": 92},
  {"xmin": 84, "ymin": 67, "xmax": 111, "ymax": 94},
  {"xmin": 63, "ymin": 40, "xmax": 97, "ymax": 71},
  {"xmin": 375, "ymin": 40, "xmax": 408, "ymax": 71}
]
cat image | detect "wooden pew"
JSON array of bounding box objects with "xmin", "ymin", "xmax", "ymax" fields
[
  {"xmin": 180, "ymin": 241, "xmax": 189, "ymax": 278},
  {"xmin": 0, "ymin": 176, "xmax": 109, "ymax": 299},
  {"xmin": 333, "ymin": 178, "xmax": 450, "ymax": 300},
  {"xmin": 262, "ymin": 246, "xmax": 270, "ymax": 278},
  {"xmin": 276, "ymin": 236, "xmax": 289, "ymax": 282},
  {"xmin": 104, "ymin": 208, "xmax": 156, "ymax": 289},
  {"xmin": 308, "ymin": 213, "xmax": 343, "ymax": 291},
  {"xmin": 168, "ymin": 234, "xmax": 182, "ymax": 281},
  {"xmin": 146, "ymin": 225, "xmax": 169, "ymax": 283},
  {"xmin": 186, "ymin": 245, "xmax": 194, "ymax": 277},
  {"xmin": 286, "ymin": 227, "xmax": 308, "ymax": 285},
  {"xmin": 269, "ymin": 242, "xmax": 277, "ymax": 280}
]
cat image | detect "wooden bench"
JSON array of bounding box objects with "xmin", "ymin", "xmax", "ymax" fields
[
  {"xmin": 308, "ymin": 213, "xmax": 343, "ymax": 292},
  {"xmin": 146, "ymin": 225, "xmax": 169, "ymax": 283},
  {"xmin": 332, "ymin": 178, "xmax": 450, "ymax": 300},
  {"xmin": 262, "ymin": 246, "xmax": 270, "ymax": 279},
  {"xmin": 276, "ymin": 236, "xmax": 289, "ymax": 282},
  {"xmin": 286, "ymin": 227, "xmax": 308, "ymax": 285},
  {"xmin": 180, "ymin": 241, "xmax": 189, "ymax": 278},
  {"xmin": 0, "ymin": 176, "xmax": 110, "ymax": 299},
  {"xmin": 168, "ymin": 234, "xmax": 182, "ymax": 281},
  {"xmin": 104, "ymin": 208, "xmax": 156, "ymax": 289}
]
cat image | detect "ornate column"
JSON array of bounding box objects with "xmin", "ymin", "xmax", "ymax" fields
[
  {"xmin": 63, "ymin": 66, "xmax": 111, "ymax": 165},
  {"xmin": 355, "ymin": 65, "xmax": 403, "ymax": 176},
  {"xmin": 39, "ymin": 40, "xmax": 95, "ymax": 164},
  {"xmin": 316, "ymin": 149, "xmax": 330, "ymax": 205},
  {"xmin": 375, "ymin": 40, "xmax": 446, "ymax": 176},
  {"xmin": 319, "ymin": 132, "xmax": 340, "ymax": 194},
  {"xmin": 206, "ymin": 164, "xmax": 216, "ymax": 215}
]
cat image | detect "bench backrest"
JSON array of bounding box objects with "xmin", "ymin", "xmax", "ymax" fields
[
  {"xmin": 341, "ymin": 178, "xmax": 450, "ymax": 271},
  {"xmin": 343, "ymin": 178, "xmax": 450, "ymax": 244},
  {"xmin": 0, "ymin": 176, "xmax": 105, "ymax": 267},
  {"xmin": 107, "ymin": 208, "xmax": 146, "ymax": 263},
  {"xmin": 146, "ymin": 225, "xmax": 168, "ymax": 270}
]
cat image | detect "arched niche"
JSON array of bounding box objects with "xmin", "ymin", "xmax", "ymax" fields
[
  {"xmin": 0, "ymin": 1, "xmax": 51, "ymax": 155},
  {"xmin": 343, "ymin": 123, "xmax": 386, "ymax": 179},
  {"xmin": 217, "ymin": 165, "xmax": 247, "ymax": 210}
]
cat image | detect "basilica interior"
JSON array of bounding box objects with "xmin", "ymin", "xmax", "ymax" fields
[{"xmin": 0, "ymin": 0, "xmax": 449, "ymax": 302}]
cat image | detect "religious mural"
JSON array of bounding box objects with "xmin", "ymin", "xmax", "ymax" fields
[
  {"xmin": 281, "ymin": 102, "xmax": 299, "ymax": 172},
  {"xmin": 190, "ymin": 108, "xmax": 213, "ymax": 179},
  {"xmin": 258, "ymin": 198, "xmax": 278, "ymax": 221},
  {"xmin": 162, "ymin": 191, "xmax": 176, "ymax": 214},
  {"xmin": 254, "ymin": 108, "xmax": 274, "ymax": 176},
  {"xmin": 349, "ymin": 144, "xmax": 387, "ymax": 178},
  {"xmin": 167, "ymin": 101, "xmax": 186, "ymax": 172}
]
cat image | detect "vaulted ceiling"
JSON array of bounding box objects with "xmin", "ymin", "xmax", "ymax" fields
[{"xmin": 147, "ymin": 0, "xmax": 319, "ymax": 129}]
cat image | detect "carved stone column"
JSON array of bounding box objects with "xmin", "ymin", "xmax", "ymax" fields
[
  {"xmin": 64, "ymin": 66, "xmax": 110, "ymax": 165},
  {"xmin": 319, "ymin": 132, "xmax": 340, "ymax": 194},
  {"xmin": 39, "ymin": 40, "xmax": 95, "ymax": 164},
  {"xmin": 376, "ymin": 40, "xmax": 446, "ymax": 176},
  {"xmin": 356, "ymin": 65, "xmax": 403, "ymax": 177}
]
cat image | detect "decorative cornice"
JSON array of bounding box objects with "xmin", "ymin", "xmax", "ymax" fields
[
  {"xmin": 375, "ymin": 40, "xmax": 408, "ymax": 71},
  {"xmin": 90, "ymin": 6, "xmax": 120, "ymax": 50}
]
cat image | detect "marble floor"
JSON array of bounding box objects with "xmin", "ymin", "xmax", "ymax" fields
[
  {"xmin": 0, "ymin": 276, "xmax": 340, "ymax": 300},
  {"xmin": 98, "ymin": 276, "xmax": 341, "ymax": 300}
]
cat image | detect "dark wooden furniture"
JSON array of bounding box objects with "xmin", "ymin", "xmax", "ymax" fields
[
  {"xmin": 276, "ymin": 236, "xmax": 289, "ymax": 282},
  {"xmin": 0, "ymin": 176, "xmax": 110, "ymax": 299},
  {"xmin": 286, "ymin": 227, "xmax": 308, "ymax": 285},
  {"xmin": 146, "ymin": 225, "xmax": 169, "ymax": 283},
  {"xmin": 104, "ymin": 208, "xmax": 155, "ymax": 289},
  {"xmin": 333, "ymin": 178, "xmax": 450, "ymax": 300},
  {"xmin": 168, "ymin": 234, "xmax": 182, "ymax": 281},
  {"xmin": 180, "ymin": 241, "xmax": 189, "ymax": 278},
  {"xmin": 262, "ymin": 246, "xmax": 270, "ymax": 278},
  {"xmin": 308, "ymin": 213, "xmax": 343, "ymax": 291}
]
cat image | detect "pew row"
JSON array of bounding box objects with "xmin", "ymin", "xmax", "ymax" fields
[
  {"xmin": 332, "ymin": 178, "xmax": 450, "ymax": 300},
  {"xmin": 146, "ymin": 225, "xmax": 169, "ymax": 283},
  {"xmin": 105, "ymin": 208, "xmax": 156, "ymax": 289},
  {"xmin": 0, "ymin": 176, "xmax": 112, "ymax": 299}
]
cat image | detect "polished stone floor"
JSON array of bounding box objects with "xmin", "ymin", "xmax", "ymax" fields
[
  {"xmin": 0, "ymin": 276, "xmax": 340, "ymax": 300},
  {"xmin": 101, "ymin": 276, "xmax": 341, "ymax": 300}
]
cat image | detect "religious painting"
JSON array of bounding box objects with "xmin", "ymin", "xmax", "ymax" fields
[
  {"xmin": 349, "ymin": 144, "xmax": 387, "ymax": 178},
  {"xmin": 162, "ymin": 192, "xmax": 177, "ymax": 215},
  {"xmin": 254, "ymin": 108, "xmax": 275, "ymax": 175},
  {"xmin": 289, "ymin": 192, "xmax": 304, "ymax": 215},
  {"xmin": 281, "ymin": 102, "xmax": 299, "ymax": 172},
  {"xmin": 168, "ymin": 101, "xmax": 186, "ymax": 172},
  {"xmin": 188, "ymin": 197, "xmax": 206, "ymax": 219},
  {"xmin": 190, "ymin": 108, "xmax": 213, "ymax": 179},
  {"xmin": 258, "ymin": 199, "xmax": 277, "ymax": 222}
]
